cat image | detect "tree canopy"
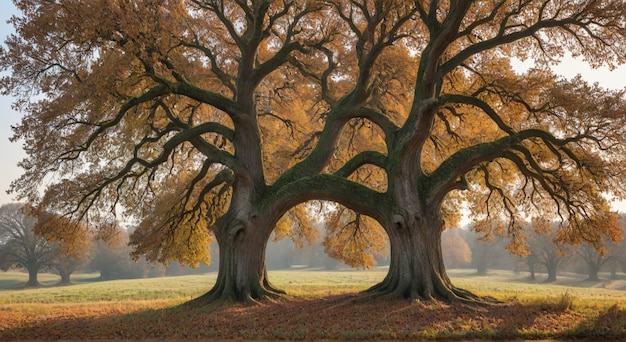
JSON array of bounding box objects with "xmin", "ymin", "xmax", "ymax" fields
[{"xmin": 2, "ymin": 0, "xmax": 626, "ymax": 302}]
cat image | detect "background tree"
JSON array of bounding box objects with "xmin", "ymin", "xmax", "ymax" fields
[
  {"xmin": 525, "ymin": 219, "xmax": 574, "ymax": 283},
  {"xmin": 87, "ymin": 225, "xmax": 145, "ymax": 281},
  {"xmin": 0, "ymin": 203, "xmax": 57, "ymax": 287},
  {"xmin": 572, "ymin": 215, "xmax": 624, "ymax": 282},
  {"xmin": 524, "ymin": 253, "xmax": 540, "ymax": 282},
  {"xmin": 605, "ymin": 214, "xmax": 626, "ymax": 278},
  {"xmin": 467, "ymin": 220, "xmax": 515, "ymax": 275},
  {"xmin": 576, "ymin": 242, "xmax": 613, "ymax": 282},
  {"xmin": 606, "ymin": 225, "xmax": 626, "ymax": 279},
  {"xmin": 471, "ymin": 236, "xmax": 511, "ymax": 276},
  {"xmin": 34, "ymin": 211, "xmax": 92, "ymax": 284},
  {"xmin": 441, "ymin": 229, "xmax": 472, "ymax": 269},
  {"xmin": 51, "ymin": 248, "xmax": 90, "ymax": 285},
  {"xmin": 322, "ymin": 206, "xmax": 389, "ymax": 270}
]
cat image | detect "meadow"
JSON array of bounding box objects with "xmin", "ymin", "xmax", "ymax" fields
[{"xmin": 1, "ymin": 268, "xmax": 626, "ymax": 340}]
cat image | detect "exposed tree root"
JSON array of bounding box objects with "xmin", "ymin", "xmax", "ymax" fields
[
  {"xmin": 364, "ymin": 279, "xmax": 500, "ymax": 306},
  {"xmin": 182, "ymin": 275, "xmax": 287, "ymax": 308}
]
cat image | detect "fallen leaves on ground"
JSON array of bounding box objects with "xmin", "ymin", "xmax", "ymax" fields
[{"xmin": 0, "ymin": 294, "xmax": 623, "ymax": 340}]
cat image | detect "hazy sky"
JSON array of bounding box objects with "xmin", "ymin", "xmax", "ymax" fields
[
  {"xmin": 0, "ymin": 2, "xmax": 21, "ymax": 206},
  {"xmin": 1, "ymin": 6, "xmax": 626, "ymax": 207}
]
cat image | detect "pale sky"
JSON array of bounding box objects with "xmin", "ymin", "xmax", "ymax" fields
[
  {"xmin": 0, "ymin": 2, "xmax": 21, "ymax": 206},
  {"xmin": 1, "ymin": 6, "xmax": 625, "ymax": 207}
]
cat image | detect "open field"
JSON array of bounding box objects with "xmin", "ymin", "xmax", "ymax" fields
[{"xmin": 1, "ymin": 268, "xmax": 626, "ymax": 340}]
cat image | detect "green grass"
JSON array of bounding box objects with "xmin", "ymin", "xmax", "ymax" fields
[
  {"xmin": 1, "ymin": 268, "xmax": 625, "ymax": 307},
  {"xmin": 0, "ymin": 271, "xmax": 84, "ymax": 289},
  {"xmin": 0, "ymin": 272, "xmax": 213, "ymax": 304},
  {"xmin": 269, "ymin": 268, "xmax": 387, "ymax": 297},
  {"xmin": 448, "ymin": 269, "xmax": 626, "ymax": 307},
  {"xmin": 0, "ymin": 269, "xmax": 386, "ymax": 304}
]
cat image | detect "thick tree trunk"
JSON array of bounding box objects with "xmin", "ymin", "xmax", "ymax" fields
[
  {"xmin": 526, "ymin": 255, "xmax": 538, "ymax": 282},
  {"xmin": 585, "ymin": 257, "xmax": 602, "ymax": 282},
  {"xmin": 586, "ymin": 267, "xmax": 600, "ymax": 282},
  {"xmin": 59, "ymin": 270, "xmax": 71, "ymax": 285},
  {"xmin": 367, "ymin": 211, "xmax": 484, "ymax": 303},
  {"xmin": 26, "ymin": 266, "xmax": 40, "ymax": 288},
  {"xmin": 583, "ymin": 254, "xmax": 604, "ymax": 282},
  {"xmin": 189, "ymin": 212, "xmax": 284, "ymax": 305},
  {"xmin": 543, "ymin": 259, "xmax": 558, "ymax": 283}
]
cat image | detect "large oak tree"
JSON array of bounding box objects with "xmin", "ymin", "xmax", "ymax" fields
[
  {"xmin": 3, "ymin": 0, "xmax": 626, "ymax": 303},
  {"xmin": 35, "ymin": 211, "xmax": 92, "ymax": 284},
  {"xmin": 377, "ymin": 1, "xmax": 626, "ymax": 300}
]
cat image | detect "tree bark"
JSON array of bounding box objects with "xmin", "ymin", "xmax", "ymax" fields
[
  {"xmin": 528, "ymin": 261, "xmax": 537, "ymax": 282},
  {"xmin": 59, "ymin": 270, "xmax": 71, "ymax": 285},
  {"xmin": 189, "ymin": 210, "xmax": 284, "ymax": 305},
  {"xmin": 526, "ymin": 255, "xmax": 538, "ymax": 282},
  {"xmin": 543, "ymin": 258, "xmax": 559, "ymax": 283},
  {"xmin": 367, "ymin": 209, "xmax": 484, "ymax": 303},
  {"xmin": 586, "ymin": 267, "xmax": 600, "ymax": 282},
  {"xmin": 582, "ymin": 252, "xmax": 605, "ymax": 282},
  {"xmin": 25, "ymin": 265, "xmax": 40, "ymax": 288}
]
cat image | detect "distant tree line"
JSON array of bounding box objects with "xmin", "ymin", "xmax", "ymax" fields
[
  {"xmin": 0, "ymin": 203, "xmax": 389, "ymax": 287},
  {"xmin": 442, "ymin": 215, "xmax": 626, "ymax": 283},
  {"xmin": 3, "ymin": 200, "xmax": 626, "ymax": 288}
]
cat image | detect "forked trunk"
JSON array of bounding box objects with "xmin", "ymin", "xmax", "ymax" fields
[
  {"xmin": 189, "ymin": 212, "xmax": 284, "ymax": 305},
  {"xmin": 368, "ymin": 212, "xmax": 484, "ymax": 303}
]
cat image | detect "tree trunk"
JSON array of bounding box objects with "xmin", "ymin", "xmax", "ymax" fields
[
  {"xmin": 25, "ymin": 266, "xmax": 40, "ymax": 288},
  {"xmin": 189, "ymin": 212, "xmax": 284, "ymax": 305},
  {"xmin": 476, "ymin": 263, "xmax": 488, "ymax": 276},
  {"xmin": 59, "ymin": 270, "xmax": 71, "ymax": 285},
  {"xmin": 585, "ymin": 256, "xmax": 602, "ymax": 282},
  {"xmin": 526, "ymin": 255, "xmax": 538, "ymax": 282},
  {"xmin": 583, "ymin": 253, "xmax": 605, "ymax": 282},
  {"xmin": 586, "ymin": 267, "xmax": 600, "ymax": 282},
  {"xmin": 528, "ymin": 262, "xmax": 536, "ymax": 282},
  {"xmin": 100, "ymin": 268, "xmax": 113, "ymax": 281},
  {"xmin": 544, "ymin": 259, "xmax": 558, "ymax": 283},
  {"xmin": 367, "ymin": 211, "xmax": 483, "ymax": 303}
]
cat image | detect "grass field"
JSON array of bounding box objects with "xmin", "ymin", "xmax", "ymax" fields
[{"xmin": 1, "ymin": 268, "xmax": 626, "ymax": 340}]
